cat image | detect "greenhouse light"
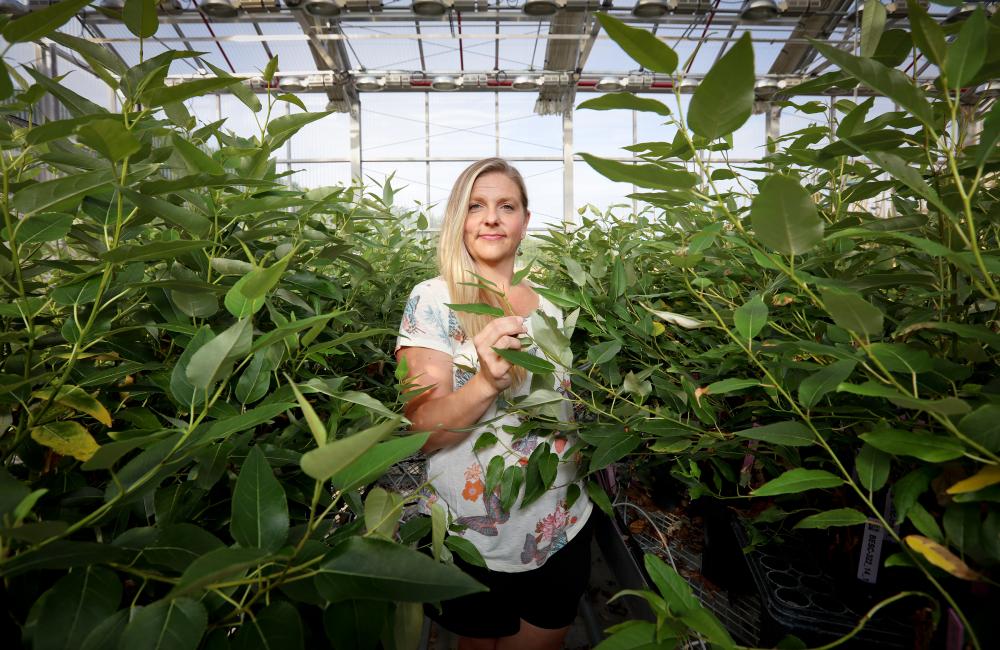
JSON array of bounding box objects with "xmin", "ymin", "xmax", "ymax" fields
[
  {"xmin": 945, "ymin": 2, "xmax": 978, "ymax": 23},
  {"xmin": 632, "ymin": 0, "xmax": 676, "ymax": 18},
  {"xmin": 512, "ymin": 75, "xmax": 542, "ymax": 90},
  {"xmin": 355, "ymin": 75, "xmax": 385, "ymax": 91},
  {"xmin": 677, "ymin": 78, "xmax": 698, "ymax": 92},
  {"xmin": 200, "ymin": 0, "xmax": 241, "ymax": 18},
  {"xmin": 100, "ymin": 0, "xmax": 124, "ymax": 9},
  {"xmin": 740, "ymin": 0, "xmax": 778, "ymax": 21},
  {"xmin": 412, "ymin": 0, "xmax": 449, "ymax": 15},
  {"xmin": 754, "ymin": 78, "xmax": 780, "ymax": 99},
  {"xmin": 280, "ymin": 76, "xmax": 306, "ymax": 91},
  {"xmin": 595, "ymin": 77, "xmax": 625, "ymax": 92},
  {"xmin": 283, "ymin": 0, "xmax": 304, "ymax": 6},
  {"xmin": 979, "ymin": 80, "xmax": 1000, "ymax": 97},
  {"xmin": 431, "ymin": 75, "xmax": 462, "ymax": 91},
  {"xmin": 304, "ymin": 0, "xmax": 340, "ymax": 16},
  {"xmin": 522, "ymin": 0, "xmax": 559, "ymax": 15}
]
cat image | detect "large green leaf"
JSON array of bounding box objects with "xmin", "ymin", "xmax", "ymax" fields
[
  {"xmin": 31, "ymin": 421, "xmax": 100, "ymax": 462},
  {"xmin": 12, "ymin": 212, "xmax": 74, "ymax": 246},
  {"xmin": 821, "ymin": 290, "xmax": 883, "ymax": 337},
  {"xmin": 945, "ymin": 7, "xmax": 987, "ymax": 88},
  {"xmin": 794, "ymin": 508, "xmax": 869, "ymax": 529},
  {"xmin": 171, "ymin": 547, "xmax": 269, "ymax": 597},
  {"xmin": 12, "ymin": 168, "xmax": 119, "ymax": 216},
  {"xmin": 49, "ymin": 31, "xmax": 127, "ymax": 78},
  {"xmin": 751, "ymin": 468, "xmax": 844, "ymax": 496},
  {"xmin": 330, "ymin": 433, "xmax": 429, "ymax": 492},
  {"xmin": 235, "ymin": 352, "xmax": 273, "ymax": 404},
  {"xmin": 837, "ymin": 381, "xmax": 970, "ymax": 415},
  {"xmin": 492, "ymin": 347, "xmax": 555, "ymax": 374},
  {"xmin": 688, "ymin": 32, "xmax": 754, "ymax": 140},
  {"xmin": 643, "ymin": 553, "xmax": 698, "ymax": 614},
  {"xmin": 123, "ymin": 0, "xmax": 158, "ymax": 38},
  {"xmin": 750, "ymin": 174, "xmax": 823, "ymax": 255},
  {"xmin": 204, "ymin": 61, "xmax": 262, "ymax": 113},
  {"xmin": 857, "ymin": 443, "xmax": 891, "ymax": 491},
  {"xmin": 733, "ymin": 421, "xmax": 814, "ymax": 447},
  {"xmin": 185, "ymin": 318, "xmax": 252, "ymax": 391},
  {"xmin": 798, "ymin": 359, "xmax": 857, "ymax": 408},
  {"xmin": 590, "ymin": 429, "xmax": 641, "ymax": 472},
  {"xmin": 958, "ymin": 405, "xmax": 1000, "ymax": 453},
  {"xmin": 300, "ymin": 418, "xmax": 399, "ymax": 481},
  {"xmin": 577, "ymin": 92, "xmax": 671, "ymax": 116},
  {"xmin": 121, "ymin": 189, "xmax": 213, "ymax": 237},
  {"xmin": 905, "ymin": 0, "xmax": 946, "ymax": 66},
  {"xmin": 578, "ymin": 153, "xmax": 698, "ymax": 190},
  {"xmin": 241, "ymin": 249, "xmax": 295, "ymax": 300},
  {"xmin": 861, "ymin": 0, "xmax": 887, "ymax": 58},
  {"xmin": 323, "ymin": 600, "xmax": 389, "ymax": 650},
  {"xmin": 232, "ymin": 601, "xmax": 303, "ymax": 650},
  {"xmin": 266, "ymin": 111, "xmax": 333, "ymax": 148},
  {"xmin": 169, "ymin": 134, "xmax": 225, "ymax": 175},
  {"xmin": 860, "ymin": 429, "xmax": 965, "ymax": 462},
  {"xmin": 863, "ymin": 150, "xmax": 950, "ymax": 215},
  {"xmin": 142, "ymin": 78, "xmax": 240, "ymax": 108},
  {"xmin": 231, "ymin": 446, "xmax": 289, "ymax": 553},
  {"xmin": 811, "ymin": 40, "xmax": 935, "ymax": 131},
  {"xmin": 974, "ymin": 101, "xmax": 1000, "ymax": 170},
  {"xmin": 118, "ymin": 598, "xmax": 207, "ymax": 650},
  {"xmin": 0, "ymin": 541, "xmax": 132, "ymax": 578},
  {"xmin": 316, "ymin": 536, "xmax": 487, "ymax": 602},
  {"xmin": 75, "ymin": 119, "xmax": 141, "ymax": 162},
  {"xmin": 103, "ymin": 240, "xmax": 213, "ymax": 264},
  {"xmin": 170, "ymin": 326, "xmax": 213, "ymax": 408},
  {"xmin": 141, "ymin": 524, "xmax": 225, "ymax": 572},
  {"xmin": 733, "ymin": 295, "xmax": 768, "ymax": 340},
  {"xmin": 34, "ymin": 566, "xmax": 121, "ymax": 650},
  {"xmin": 1, "ymin": 0, "xmax": 94, "ymax": 43},
  {"xmin": 595, "ymin": 13, "xmax": 677, "ymax": 74},
  {"xmin": 80, "ymin": 609, "xmax": 129, "ymax": 650}
]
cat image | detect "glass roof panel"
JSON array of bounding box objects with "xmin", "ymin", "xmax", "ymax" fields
[
  {"xmin": 342, "ymin": 23, "xmax": 421, "ymax": 70},
  {"xmin": 499, "ymin": 22, "xmax": 544, "ymax": 70}
]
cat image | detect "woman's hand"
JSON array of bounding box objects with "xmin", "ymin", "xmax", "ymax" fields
[{"xmin": 473, "ymin": 315, "xmax": 526, "ymax": 394}]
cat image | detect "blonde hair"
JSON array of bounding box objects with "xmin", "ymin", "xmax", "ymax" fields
[{"xmin": 438, "ymin": 158, "xmax": 530, "ymax": 389}]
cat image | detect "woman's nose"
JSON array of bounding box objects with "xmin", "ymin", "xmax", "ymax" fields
[{"xmin": 483, "ymin": 207, "xmax": 500, "ymax": 224}]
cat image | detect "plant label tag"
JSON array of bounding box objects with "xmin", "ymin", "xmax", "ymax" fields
[{"xmin": 857, "ymin": 518, "xmax": 885, "ymax": 584}]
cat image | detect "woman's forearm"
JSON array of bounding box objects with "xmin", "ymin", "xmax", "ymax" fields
[{"xmin": 410, "ymin": 373, "xmax": 498, "ymax": 454}]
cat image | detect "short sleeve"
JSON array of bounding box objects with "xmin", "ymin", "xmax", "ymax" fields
[{"xmin": 395, "ymin": 279, "xmax": 453, "ymax": 356}]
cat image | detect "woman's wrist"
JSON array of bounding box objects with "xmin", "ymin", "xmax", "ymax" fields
[{"xmin": 468, "ymin": 370, "xmax": 501, "ymax": 401}]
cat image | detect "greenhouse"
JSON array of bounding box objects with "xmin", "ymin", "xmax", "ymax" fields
[{"xmin": 0, "ymin": 0, "xmax": 997, "ymax": 648}]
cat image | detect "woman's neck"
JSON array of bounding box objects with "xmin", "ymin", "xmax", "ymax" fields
[{"xmin": 474, "ymin": 261, "xmax": 515, "ymax": 293}]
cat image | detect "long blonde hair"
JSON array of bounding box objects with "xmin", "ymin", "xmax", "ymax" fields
[{"xmin": 439, "ymin": 158, "xmax": 530, "ymax": 388}]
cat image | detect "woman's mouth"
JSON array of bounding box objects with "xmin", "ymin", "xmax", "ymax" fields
[{"xmin": 479, "ymin": 234, "xmax": 505, "ymax": 240}]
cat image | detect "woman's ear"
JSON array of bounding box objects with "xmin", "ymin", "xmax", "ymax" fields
[{"xmin": 523, "ymin": 210, "xmax": 531, "ymax": 237}]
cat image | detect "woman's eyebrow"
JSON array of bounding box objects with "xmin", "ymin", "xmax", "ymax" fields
[{"xmin": 469, "ymin": 195, "xmax": 519, "ymax": 204}]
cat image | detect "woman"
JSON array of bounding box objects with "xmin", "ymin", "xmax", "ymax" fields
[{"xmin": 396, "ymin": 158, "xmax": 593, "ymax": 650}]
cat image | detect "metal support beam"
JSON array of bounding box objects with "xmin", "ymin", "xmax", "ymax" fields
[{"xmin": 562, "ymin": 106, "xmax": 574, "ymax": 227}]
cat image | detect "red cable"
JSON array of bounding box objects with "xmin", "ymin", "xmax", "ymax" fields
[
  {"xmin": 191, "ymin": 0, "xmax": 237, "ymax": 74},
  {"xmin": 685, "ymin": 0, "xmax": 722, "ymax": 75},
  {"xmin": 457, "ymin": 11, "xmax": 465, "ymax": 72}
]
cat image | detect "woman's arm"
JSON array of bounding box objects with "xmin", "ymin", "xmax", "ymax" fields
[{"xmin": 398, "ymin": 315, "xmax": 526, "ymax": 454}]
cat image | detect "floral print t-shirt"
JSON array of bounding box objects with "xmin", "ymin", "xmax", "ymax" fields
[{"xmin": 396, "ymin": 276, "xmax": 593, "ymax": 573}]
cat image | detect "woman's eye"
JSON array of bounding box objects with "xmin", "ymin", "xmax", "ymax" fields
[
  {"xmin": 469, "ymin": 204, "xmax": 481, "ymax": 210},
  {"xmin": 502, "ymin": 204, "xmax": 514, "ymax": 210}
]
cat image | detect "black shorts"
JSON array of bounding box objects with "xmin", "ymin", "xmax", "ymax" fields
[{"xmin": 426, "ymin": 513, "xmax": 594, "ymax": 639}]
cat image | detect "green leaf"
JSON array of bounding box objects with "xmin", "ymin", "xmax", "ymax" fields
[
  {"xmin": 263, "ymin": 55, "xmax": 279, "ymax": 84},
  {"xmin": 170, "ymin": 326, "xmax": 214, "ymax": 408},
  {"xmin": 193, "ymin": 402, "xmax": 293, "ymax": 446},
  {"xmin": 751, "ymin": 468, "xmax": 844, "ymax": 496},
  {"xmin": 681, "ymin": 607, "xmax": 736, "ymax": 650},
  {"xmin": 266, "ymin": 111, "xmax": 332, "ymax": 149},
  {"xmin": 445, "ymin": 536, "xmax": 487, "ymax": 568},
  {"xmin": 185, "ymin": 318, "xmax": 252, "ymax": 391},
  {"xmin": 123, "ymin": 0, "xmax": 158, "ymax": 38},
  {"xmin": 289, "ymin": 380, "xmax": 328, "ymax": 447},
  {"xmin": 332, "ymin": 390, "xmax": 400, "ymax": 420},
  {"xmin": 588, "ymin": 340, "xmax": 622, "ymax": 365},
  {"xmin": 688, "ymin": 32, "xmax": 754, "ymax": 140},
  {"xmin": 643, "ymin": 553, "xmax": 698, "ymax": 614},
  {"xmin": 585, "ymin": 480, "xmax": 613, "ymax": 517},
  {"xmin": 590, "ymin": 430, "xmax": 641, "ymax": 472},
  {"xmin": 821, "ymin": 290, "xmax": 883, "ymax": 337},
  {"xmin": 837, "ymin": 382, "xmax": 970, "ymax": 415},
  {"xmin": 49, "ymin": 31, "xmax": 126, "ymax": 78},
  {"xmin": 595, "ymin": 13, "xmax": 678, "ymax": 74},
  {"xmin": 492, "ymin": 347, "xmax": 555, "ymax": 375},
  {"xmin": 857, "ymin": 443, "xmax": 891, "ymax": 491},
  {"xmin": 121, "ymin": 189, "xmax": 213, "ymax": 238},
  {"xmin": 300, "ymin": 418, "xmax": 399, "ymax": 481},
  {"xmin": 577, "ymin": 92, "xmax": 670, "ymax": 116},
  {"xmin": 231, "ymin": 446, "xmax": 289, "ymax": 553},
  {"xmin": 811, "ymin": 40, "xmax": 935, "ymax": 131},
  {"xmin": 225, "ymin": 274, "xmax": 267, "ymax": 318},
  {"xmin": 171, "ymin": 547, "xmax": 269, "ymax": 597},
  {"xmin": 593, "ymin": 620, "xmax": 675, "ymax": 650},
  {"xmin": 867, "ymin": 343, "xmax": 933, "ymax": 374},
  {"xmin": 34, "ymin": 566, "xmax": 121, "ymax": 650},
  {"xmin": 959, "ymin": 404, "xmax": 1000, "ymax": 453},
  {"xmin": 905, "ymin": 0, "xmax": 946, "ymax": 66},
  {"xmin": 170, "ymin": 134, "xmax": 225, "ymax": 175},
  {"xmin": 233, "ymin": 601, "xmax": 302, "ymax": 650},
  {"xmin": 365, "ymin": 487, "xmax": 403, "ymax": 539},
  {"xmin": 80, "ymin": 610, "xmax": 128, "ymax": 650},
  {"xmin": 118, "ymin": 600, "xmax": 206, "ymax": 650},
  {"xmin": 12, "ymin": 168, "xmax": 119, "ymax": 216},
  {"xmin": 579, "ymin": 153, "xmax": 697, "ymax": 190},
  {"xmin": 750, "ymin": 174, "xmax": 823, "ymax": 255},
  {"xmin": 445, "ymin": 302, "xmax": 504, "ymax": 317},
  {"xmin": 33, "ymin": 384, "xmax": 112, "ymax": 426},
  {"xmin": 859, "ymin": 429, "xmax": 965, "ymax": 462},
  {"xmin": 235, "ymin": 352, "xmax": 272, "ymax": 404},
  {"xmin": 241, "ymin": 249, "xmax": 295, "ymax": 300},
  {"xmin": 945, "ymin": 7, "xmax": 987, "ymax": 88},
  {"xmin": 974, "ymin": 101, "xmax": 1000, "ymax": 170},
  {"xmin": 204, "ymin": 60, "xmax": 262, "ymax": 113},
  {"xmin": 794, "ymin": 508, "xmax": 869, "ymax": 529},
  {"xmin": 323, "ymin": 600, "xmax": 387, "ymax": 650},
  {"xmin": 1, "ymin": 0, "xmax": 94, "ymax": 43},
  {"xmin": 705, "ymin": 378, "xmax": 759, "ymax": 395},
  {"xmin": 103, "ymin": 240, "xmax": 213, "ymax": 264},
  {"xmin": 798, "ymin": 359, "xmax": 857, "ymax": 408},
  {"xmin": 500, "ymin": 464, "xmax": 523, "ymax": 512},
  {"xmin": 860, "ymin": 0, "xmax": 887, "ymax": 58},
  {"xmin": 734, "ymin": 295, "xmax": 768, "ymax": 340},
  {"xmin": 864, "ymin": 150, "xmax": 949, "ymax": 215},
  {"xmin": 31, "ymin": 421, "xmax": 99, "ymax": 462},
  {"xmin": 733, "ymin": 421, "xmax": 814, "ymax": 447},
  {"xmin": 142, "ymin": 77, "xmax": 240, "ymax": 108},
  {"xmin": 141, "ymin": 524, "xmax": 225, "ymax": 572},
  {"xmin": 316, "ymin": 536, "xmax": 487, "ymax": 602},
  {"xmin": 11, "ymin": 211, "xmax": 73, "ymax": 246}
]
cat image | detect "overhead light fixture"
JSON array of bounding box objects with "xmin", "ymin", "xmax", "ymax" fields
[
  {"xmin": 0, "ymin": 0, "xmax": 27, "ymax": 14},
  {"xmin": 754, "ymin": 78, "xmax": 780, "ymax": 98},
  {"xmin": 199, "ymin": 0, "xmax": 241, "ymax": 17},
  {"xmin": 412, "ymin": 0, "xmax": 448, "ymax": 15},
  {"xmin": 631, "ymin": 0, "xmax": 676, "ymax": 18},
  {"xmin": 512, "ymin": 75, "xmax": 542, "ymax": 90},
  {"xmin": 740, "ymin": 0, "xmax": 778, "ymax": 21},
  {"xmin": 99, "ymin": 0, "xmax": 124, "ymax": 8},
  {"xmin": 283, "ymin": 0, "xmax": 304, "ymax": 6},
  {"xmin": 431, "ymin": 75, "xmax": 462, "ymax": 91},
  {"xmin": 979, "ymin": 80, "xmax": 1000, "ymax": 97},
  {"xmin": 595, "ymin": 76, "xmax": 625, "ymax": 92},
  {"xmin": 522, "ymin": 0, "xmax": 558, "ymax": 15},
  {"xmin": 280, "ymin": 76, "xmax": 306, "ymax": 91},
  {"xmin": 944, "ymin": 2, "xmax": 978, "ymax": 23},
  {"xmin": 354, "ymin": 75, "xmax": 384, "ymax": 91},
  {"xmin": 678, "ymin": 78, "xmax": 699, "ymax": 92},
  {"xmin": 304, "ymin": 0, "xmax": 340, "ymax": 15}
]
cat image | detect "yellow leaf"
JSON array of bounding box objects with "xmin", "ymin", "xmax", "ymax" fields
[
  {"xmin": 31, "ymin": 421, "xmax": 100, "ymax": 461},
  {"xmin": 33, "ymin": 385, "xmax": 112, "ymax": 427},
  {"xmin": 946, "ymin": 465, "xmax": 1000, "ymax": 494},
  {"xmin": 905, "ymin": 535, "xmax": 983, "ymax": 581},
  {"xmin": 651, "ymin": 322, "xmax": 665, "ymax": 336}
]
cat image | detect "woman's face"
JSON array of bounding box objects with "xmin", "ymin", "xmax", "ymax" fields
[{"xmin": 463, "ymin": 171, "xmax": 530, "ymax": 267}]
